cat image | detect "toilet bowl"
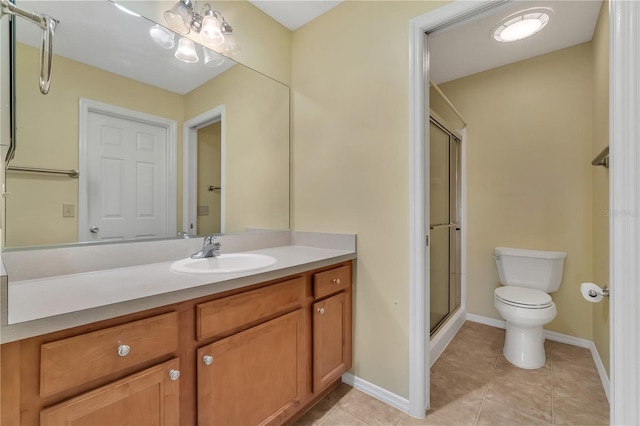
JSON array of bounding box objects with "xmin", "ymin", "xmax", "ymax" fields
[
  {"xmin": 494, "ymin": 286, "xmax": 557, "ymax": 369},
  {"xmin": 493, "ymin": 247, "xmax": 566, "ymax": 369}
]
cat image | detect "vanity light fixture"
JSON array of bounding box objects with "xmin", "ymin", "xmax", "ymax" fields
[
  {"xmin": 164, "ymin": 0, "xmax": 232, "ymax": 47},
  {"xmin": 493, "ymin": 9, "xmax": 550, "ymax": 43}
]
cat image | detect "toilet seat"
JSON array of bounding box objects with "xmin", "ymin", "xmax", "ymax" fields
[{"xmin": 495, "ymin": 286, "xmax": 553, "ymax": 309}]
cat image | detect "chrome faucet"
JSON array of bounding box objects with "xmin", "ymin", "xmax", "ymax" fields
[{"xmin": 191, "ymin": 234, "xmax": 221, "ymax": 259}]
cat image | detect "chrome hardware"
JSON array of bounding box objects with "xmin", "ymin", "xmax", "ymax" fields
[
  {"xmin": 90, "ymin": 226, "xmax": 100, "ymax": 234},
  {"xmin": 117, "ymin": 345, "xmax": 131, "ymax": 357},
  {"xmin": 169, "ymin": 370, "xmax": 180, "ymax": 381},
  {"xmin": 177, "ymin": 231, "xmax": 191, "ymax": 239},
  {"xmin": 588, "ymin": 286, "xmax": 610, "ymax": 298},
  {"xmin": 191, "ymin": 234, "xmax": 221, "ymax": 259},
  {"xmin": 332, "ymin": 278, "xmax": 341, "ymax": 285},
  {"xmin": 317, "ymin": 308, "xmax": 325, "ymax": 314},
  {"xmin": 203, "ymin": 355, "xmax": 214, "ymax": 366}
]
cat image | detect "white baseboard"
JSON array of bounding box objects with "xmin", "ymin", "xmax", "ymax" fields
[
  {"xmin": 430, "ymin": 307, "xmax": 466, "ymax": 367},
  {"xmin": 466, "ymin": 313, "xmax": 610, "ymax": 402},
  {"xmin": 342, "ymin": 373, "xmax": 410, "ymax": 414}
]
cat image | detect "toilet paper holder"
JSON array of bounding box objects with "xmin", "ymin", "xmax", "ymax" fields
[{"xmin": 588, "ymin": 286, "xmax": 609, "ymax": 298}]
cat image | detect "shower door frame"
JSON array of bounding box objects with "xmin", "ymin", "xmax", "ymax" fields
[{"xmin": 428, "ymin": 115, "xmax": 462, "ymax": 336}]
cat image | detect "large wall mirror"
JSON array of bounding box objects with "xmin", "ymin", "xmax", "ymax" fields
[{"xmin": 5, "ymin": 1, "xmax": 290, "ymax": 249}]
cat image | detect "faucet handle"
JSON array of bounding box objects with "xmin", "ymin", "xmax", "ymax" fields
[{"xmin": 204, "ymin": 234, "xmax": 219, "ymax": 245}]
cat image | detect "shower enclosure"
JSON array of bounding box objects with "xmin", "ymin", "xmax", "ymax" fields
[{"xmin": 429, "ymin": 115, "xmax": 462, "ymax": 334}]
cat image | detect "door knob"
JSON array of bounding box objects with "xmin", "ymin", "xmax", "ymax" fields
[{"xmin": 90, "ymin": 226, "xmax": 99, "ymax": 233}]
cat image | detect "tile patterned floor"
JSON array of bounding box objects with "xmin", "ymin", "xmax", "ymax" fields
[{"xmin": 293, "ymin": 321, "xmax": 610, "ymax": 426}]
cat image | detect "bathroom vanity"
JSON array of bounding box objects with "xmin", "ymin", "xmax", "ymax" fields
[{"xmin": 0, "ymin": 232, "xmax": 356, "ymax": 425}]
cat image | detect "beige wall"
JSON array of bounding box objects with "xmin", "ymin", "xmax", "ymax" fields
[
  {"xmin": 185, "ymin": 64, "xmax": 290, "ymax": 233},
  {"xmin": 439, "ymin": 43, "xmax": 595, "ymax": 339},
  {"xmin": 591, "ymin": 1, "xmax": 610, "ymax": 375},
  {"xmin": 292, "ymin": 1, "xmax": 448, "ymax": 399},
  {"xmin": 7, "ymin": 44, "xmax": 184, "ymax": 247}
]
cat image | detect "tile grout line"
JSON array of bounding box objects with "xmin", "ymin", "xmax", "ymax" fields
[{"xmin": 473, "ymin": 352, "xmax": 500, "ymax": 425}]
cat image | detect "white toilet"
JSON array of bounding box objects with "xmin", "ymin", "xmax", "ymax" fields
[{"xmin": 494, "ymin": 247, "xmax": 566, "ymax": 369}]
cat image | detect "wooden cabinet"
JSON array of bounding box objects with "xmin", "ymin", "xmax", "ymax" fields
[
  {"xmin": 40, "ymin": 312, "xmax": 179, "ymax": 397},
  {"xmin": 312, "ymin": 265, "xmax": 352, "ymax": 395},
  {"xmin": 313, "ymin": 292, "xmax": 351, "ymax": 393},
  {"xmin": 0, "ymin": 260, "xmax": 353, "ymax": 426},
  {"xmin": 197, "ymin": 310, "xmax": 306, "ymax": 426},
  {"xmin": 40, "ymin": 358, "xmax": 180, "ymax": 426}
]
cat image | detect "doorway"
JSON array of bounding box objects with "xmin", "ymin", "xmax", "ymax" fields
[
  {"xmin": 196, "ymin": 121, "xmax": 222, "ymax": 235},
  {"xmin": 183, "ymin": 105, "xmax": 226, "ymax": 236},
  {"xmin": 429, "ymin": 116, "xmax": 461, "ymax": 334}
]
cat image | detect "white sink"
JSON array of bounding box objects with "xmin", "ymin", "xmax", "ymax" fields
[{"xmin": 170, "ymin": 253, "xmax": 277, "ymax": 275}]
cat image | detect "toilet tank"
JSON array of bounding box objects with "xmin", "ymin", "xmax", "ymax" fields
[{"xmin": 494, "ymin": 247, "xmax": 566, "ymax": 292}]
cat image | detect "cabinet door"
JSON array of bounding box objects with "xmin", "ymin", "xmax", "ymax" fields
[
  {"xmin": 40, "ymin": 358, "xmax": 180, "ymax": 426},
  {"xmin": 197, "ymin": 309, "xmax": 305, "ymax": 426},
  {"xmin": 313, "ymin": 291, "xmax": 351, "ymax": 393}
]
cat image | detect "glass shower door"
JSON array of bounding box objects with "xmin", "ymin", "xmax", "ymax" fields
[{"xmin": 429, "ymin": 117, "xmax": 461, "ymax": 334}]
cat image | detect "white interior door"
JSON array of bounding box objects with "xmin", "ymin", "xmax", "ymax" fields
[{"xmin": 81, "ymin": 108, "xmax": 171, "ymax": 242}]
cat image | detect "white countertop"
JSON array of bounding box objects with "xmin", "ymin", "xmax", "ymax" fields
[{"xmin": 0, "ymin": 232, "xmax": 356, "ymax": 343}]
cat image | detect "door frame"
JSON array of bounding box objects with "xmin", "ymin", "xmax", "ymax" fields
[
  {"xmin": 182, "ymin": 105, "xmax": 225, "ymax": 235},
  {"xmin": 408, "ymin": 0, "xmax": 640, "ymax": 423},
  {"xmin": 78, "ymin": 98, "xmax": 177, "ymax": 242}
]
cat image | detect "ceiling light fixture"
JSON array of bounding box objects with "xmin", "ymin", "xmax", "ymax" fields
[
  {"xmin": 493, "ymin": 9, "xmax": 551, "ymax": 43},
  {"xmin": 164, "ymin": 0, "xmax": 232, "ymax": 47},
  {"xmin": 149, "ymin": 24, "xmax": 176, "ymax": 49}
]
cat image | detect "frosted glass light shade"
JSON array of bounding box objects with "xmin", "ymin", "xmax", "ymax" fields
[
  {"xmin": 175, "ymin": 37, "xmax": 199, "ymax": 63},
  {"xmin": 493, "ymin": 11, "xmax": 550, "ymax": 43},
  {"xmin": 204, "ymin": 48, "xmax": 225, "ymax": 67},
  {"xmin": 164, "ymin": 2, "xmax": 192, "ymax": 35},
  {"xmin": 199, "ymin": 15, "xmax": 225, "ymax": 46},
  {"xmin": 149, "ymin": 25, "xmax": 175, "ymax": 49}
]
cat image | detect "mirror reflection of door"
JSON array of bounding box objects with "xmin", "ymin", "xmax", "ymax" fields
[
  {"xmin": 80, "ymin": 102, "xmax": 177, "ymax": 243},
  {"xmin": 197, "ymin": 122, "xmax": 221, "ymax": 234}
]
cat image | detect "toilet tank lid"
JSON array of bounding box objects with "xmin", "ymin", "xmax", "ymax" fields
[{"xmin": 495, "ymin": 247, "xmax": 566, "ymax": 260}]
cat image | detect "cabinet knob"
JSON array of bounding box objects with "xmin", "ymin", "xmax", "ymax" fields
[
  {"xmin": 317, "ymin": 308, "xmax": 325, "ymax": 314},
  {"xmin": 332, "ymin": 278, "xmax": 341, "ymax": 285},
  {"xmin": 117, "ymin": 344, "xmax": 131, "ymax": 357},
  {"xmin": 169, "ymin": 370, "xmax": 181, "ymax": 381},
  {"xmin": 203, "ymin": 355, "xmax": 214, "ymax": 366}
]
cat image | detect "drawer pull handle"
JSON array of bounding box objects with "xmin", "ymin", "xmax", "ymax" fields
[
  {"xmin": 117, "ymin": 345, "xmax": 131, "ymax": 357},
  {"xmin": 169, "ymin": 370, "xmax": 181, "ymax": 381},
  {"xmin": 333, "ymin": 278, "xmax": 341, "ymax": 285},
  {"xmin": 317, "ymin": 308, "xmax": 325, "ymax": 314},
  {"xmin": 203, "ymin": 355, "xmax": 214, "ymax": 366}
]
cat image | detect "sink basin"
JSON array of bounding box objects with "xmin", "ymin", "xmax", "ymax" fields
[{"xmin": 170, "ymin": 253, "xmax": 277, "ymax": 275}]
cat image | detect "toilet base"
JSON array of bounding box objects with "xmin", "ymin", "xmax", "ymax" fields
[{"xmin": 503, "ymin": 322, "xmax": 546, "ymax": 369}]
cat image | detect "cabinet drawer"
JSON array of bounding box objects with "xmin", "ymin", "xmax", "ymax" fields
[
  {"xmin": 313, "ymin": 265, "xmax": 351, "ymax": 299},
  {"xmin": 40, "ymin": 312, "xmax": 179, "ymax": 397},
  {"xmin": 197, "ymin": 277, "xmax": 305, "ymax": 341}
]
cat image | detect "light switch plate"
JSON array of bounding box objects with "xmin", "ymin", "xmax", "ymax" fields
[
  {"xmin": 62, "ymin": 204, "xmax": 75, "ymax": 218},
  {"xmin": 197, "ymin": 205, "xmax": 209, "ymax": 216}
]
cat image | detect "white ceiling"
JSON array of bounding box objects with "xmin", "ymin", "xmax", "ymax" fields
[
  {"xmin": 429, "ymin": 0, "xmax": 603, "ymax": 84},
  {"xmin": 248, "ymin": 0, "xmax": 343, "ymax": 31}
]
